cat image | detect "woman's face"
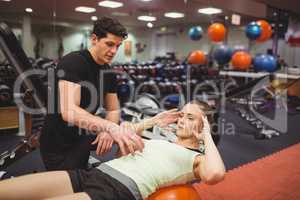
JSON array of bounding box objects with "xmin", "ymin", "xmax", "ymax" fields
[{"xmin": 176, "ymin": 103, "xmax": 204, "ymax": 139}]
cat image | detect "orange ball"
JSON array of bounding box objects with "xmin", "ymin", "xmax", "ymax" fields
[
  {"xmin": 188, "ymin": 50, "xmax": 207, "ymax": 65},
  {"xmin": 208, "ymin": 23, "xmax": 226, "ymax": 42},
  {"xmin": 256, "ymin": 20, "xmax": 272, "ymax": 42},
  {"xmin": 231, "ymin": 51, "xmax": 252, "ymax": 70},
  {"xmin": 147, "ymin": 185, "xmax": 201, "ymax": 200}
]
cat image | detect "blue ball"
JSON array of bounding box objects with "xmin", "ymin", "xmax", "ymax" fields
[
  {"xmin": 213, "ymin": 45, "xmax": 233, "ymax": 65},
  {"xmin": 253, "ymin": 54, "xmax": 277, "ymax": 72},
  {"xmin": 245, "ymin": 22, "xmax": 262, "ymax": 40},
  {"xmin": 189, "ymin": 26, "xmax": 203, "ymax": 41}
]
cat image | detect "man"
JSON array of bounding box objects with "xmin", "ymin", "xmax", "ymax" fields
[
  {"xmin": 0, "ymin": 101, "xmax": 226, "ymax": 200},
  {"xmin": 40, "ymin": 17, "xmax": 144, "ymax": 171}
]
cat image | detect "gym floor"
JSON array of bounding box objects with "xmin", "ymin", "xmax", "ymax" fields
[{"xmin": 2, "ymin": 102, "xmax": 300, "ymax": 177}]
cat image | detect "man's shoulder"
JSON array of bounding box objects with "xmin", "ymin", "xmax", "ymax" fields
[{"xmin": 61, "ymin": 50, "xmax": 87, "ymax": 61}]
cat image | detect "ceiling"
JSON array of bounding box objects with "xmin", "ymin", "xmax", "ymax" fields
[{"xmin": 0, "ymin": 0, "xmax": 298, "ymax": 30}]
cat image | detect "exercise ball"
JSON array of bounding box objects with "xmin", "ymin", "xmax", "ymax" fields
[
  {"xmin": 253, "ymin": 54, "xmax": 277, "ymax": 72},
  {"xmin": 188, "ymin": 50, "xmax": 207, "ymax": 65},
  {"xmin": 256, "ymin": 20, "xmax": 272, "ymax": 42},
  {"xmin": 231, "ymin": 51, "xmax": 252, "ymax": 70},
  {"xmin": 245, "ymin": 21, "xmax": 262, "ymax": 40},
  {"xmin": 189, "ymin": 26, "xmax": 203, "ymax": 41},
  {"xmin": 147, "ymin": 185, "xmax": 201, "ymax": 200},
  {"xmin": 213, "ymin": 45, "xmax": 233, "ymax": 65},
  {"xmin": 208, "ymin": 23, "xmax": 226, "ymax": 42}
]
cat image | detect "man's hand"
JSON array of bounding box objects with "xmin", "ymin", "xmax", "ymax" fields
[
  {"xmin": 154, "ymin": 109, "xmax": 182, "ymax": 128},
  {"xmin": 92, "ymin": 132, "xmax": 114, "ymax": 156},
  {"xmin": 107, "ymin": 123, "xmax": 144, "ymax": 156}
]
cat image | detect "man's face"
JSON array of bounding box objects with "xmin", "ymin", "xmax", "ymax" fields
[
  {"xmin": 176, "ymin": 103, "xmax": 204, "ymax": 139},
  {"xmin": 91, "ymin": 33, "xmax": 123, "ymax": 64}
]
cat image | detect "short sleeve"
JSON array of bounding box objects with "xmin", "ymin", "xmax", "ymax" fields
[
  {"xmin": 57, "ymin": 53, "xmax": 86, "ymax": 83},
  {"xmin": 103, "ymin": 72, "xmax": 117, "ymax": 93}
]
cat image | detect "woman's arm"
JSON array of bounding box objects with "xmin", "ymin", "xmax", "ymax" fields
[
  {"xmin": 193, "ymin": 117, "xmax": 226, "ymax": 184},
  {"xmin": 121, "ymin": 109, "xmax": 182, "ymax": 136}
]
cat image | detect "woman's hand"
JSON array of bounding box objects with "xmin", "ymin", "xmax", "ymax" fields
[
  {"xmin": 154, "ymin": 109, "xmax": 182, "ymax": 128},
  {"xmin": 192, "ymin": 115, "xmax": 211, "ymax": 140}
]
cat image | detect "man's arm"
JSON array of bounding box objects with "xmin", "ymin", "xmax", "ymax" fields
[
  {"xmin": 92, "ymin": 93, "xmax": 120, "ymax": 156},
  {"xmin": 193, "ymin": 118, "xmax": 226, "ymax": 184},
  {"xmin": 104, "ymin": 93, "xmax": 120, "ymax": 123},
  {"xmin": 59, "ymin": 80, "xmax": 115, "ymax": 133},
  {"xmin": 59, "ymin": 80, "xmax": 144, "ymax": 155}
]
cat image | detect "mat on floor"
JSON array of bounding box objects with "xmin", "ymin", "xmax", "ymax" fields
[{"xmin": 193, "ymin": 142, "xmax": 300, "ymax": 200}]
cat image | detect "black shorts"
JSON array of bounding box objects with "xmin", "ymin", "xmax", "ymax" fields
[{"xmin": 67, "ymin": 168, "xmax": 136, "ymax": 200}]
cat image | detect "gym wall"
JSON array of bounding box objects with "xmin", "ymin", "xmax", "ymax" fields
[{"xmin": 13, "ymin": 18, "xmax": 300, "ymax": 66}]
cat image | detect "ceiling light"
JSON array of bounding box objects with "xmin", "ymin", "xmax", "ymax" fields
[
  {"xmin": 98, "ymin": 1, "xmax": 123, "ymax": 8},
  {"xmin": 198, "ymin": 7, "xmax": 222, "ymax": 15},
  {"xmin": 147, "ymin": 22, "xmax": 153, "ymax": 28},
  {"xmin": 25, "ymin": 8, "xmax": 33, "ymax": 13},
  {"xmin": 1, "ymin": 0, "xmax": 12, "ymax": 2},
  {"xmin": 137, "ymin": 15, "xmax": 156, "ymax": 22},
  {"xmin": 91, "ymin": 16, "xmax": 98, "ymax": 21},
  {"xmin": 164, "ymin": 12, "xmax": 185, "ymax": 18},
  {"xmin": 75, "ymin": 6, "xmax": 96, "ymax": 13}
]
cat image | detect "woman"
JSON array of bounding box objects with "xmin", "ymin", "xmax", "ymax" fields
[{"xmin": 0, "ymin": 100, "xmax": 225, "ymax": 200}]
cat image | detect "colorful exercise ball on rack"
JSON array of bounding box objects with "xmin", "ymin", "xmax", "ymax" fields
[
  {"xmin": 208, "ymin": 23, "xmax": 226, "ymax": 42},
  {"xmin": 147, "ymin": 185, "xmax": 200, "ymax": 200},
  {"xmin": 231, "ymin": 51, "xmax": 252, "ymax": 70},
  {"xmin": 253, "ymin": 54, "xmax": 277, "ymax": 72},
  {"xmin": 188, "ymin": 26, "xmax": 203, "ymax": 41},
  {"xmin": 213, "ymin": 45, "xmax": 233, "ymax": 65},
  {"xmin": 245, "ymin": 21, "xmax": 262, "ymax": 40},
  {"xmin": 188, "ymin": 50, "xmax": 207, "ymax": 65},
  {"xmin": 256, "ymin": 20, "xmax": 272, "ymax": 42}
]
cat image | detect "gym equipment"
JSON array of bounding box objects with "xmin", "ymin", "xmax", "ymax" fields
[
  {"xmin": 188, "ymin": 26, "xmax": 203, "ymax": 41},
  {"xmin": 245, "ymin": 21, "xmax": 262, "ymax": 40},
  {"xmin": 0, "ymin": 22, "xmax": 46, "ymax": 109},
  {"xmin": 213, "ymin": 45, "xmax": 233, "ymax": 65},
  {"xmin": 0, "ymin": 81, "xmax": 12, "ymax": 106},
  {"xmin": 188, "ymin": 50, "xmax": 206, "ymax": 65},
  {"xmin": 0, "ymin": 171, "xmax": 13, "ymax": 180},
  {"xmin": 208, "ymin": 23, "xmax": 226, "ymax": 42},
  {"xmin": 253, "ymin": 54, "xmax": 277, "ymax": 72},
  {"xmin": 231, "ymin": 51, "xmax": 252, "ymax": 71},
  {"xmin": 147, "ymin": 185, "xmax": 200, "ymax": 200},
  {"xmin": 0, "ymin": 22, "xmax": 47, "ymax": 169},
  {"xmin": 256, "ymin": 20, "xmax": 272, "ymax": 42}
]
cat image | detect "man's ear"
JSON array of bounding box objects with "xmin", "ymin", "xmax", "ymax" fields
[{"xmin": 90, "ymin": 34, "xmax": 98, "ymax": 45}]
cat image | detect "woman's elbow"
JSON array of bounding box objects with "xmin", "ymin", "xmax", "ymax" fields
[{"xmin": 203, "ymin": 170, "xmax": 225, "ymax": 185}]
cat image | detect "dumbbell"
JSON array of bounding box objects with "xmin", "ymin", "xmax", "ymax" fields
[
  {"xmin": 0, "ymin": 171, "xmax": 14, "ymax": 180},
  {"xmin": 251, "ymin": 120, "xmax": 264, "ymax": 129},
  {"xmin": 0, "ymin": 65, "xmax": 7, "ymax": 76},
  {"xmin": 0, "ymin": 82, "xmax": 12, "ymax": 105},
  {"xmin": 246, "ymin": 114, "xmax": 257, "ymax": 122},
  {"xmin": 260, "ymin": 129, "xmax": 278, "ymax": 139}
]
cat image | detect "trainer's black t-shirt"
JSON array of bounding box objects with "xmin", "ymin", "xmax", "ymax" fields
[{"xmin": 40, "ymin": 50, "xmax": 117, "ymax": 152}]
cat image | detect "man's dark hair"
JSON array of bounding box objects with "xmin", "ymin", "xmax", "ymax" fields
[{"xmin": 93, "ymin": 17, "xmax": 128, "ymax": 39}]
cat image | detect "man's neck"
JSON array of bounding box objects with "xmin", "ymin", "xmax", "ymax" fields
[{"xmin": 88, "ymin": 48, "xmax": 105, "ymax": 65}]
